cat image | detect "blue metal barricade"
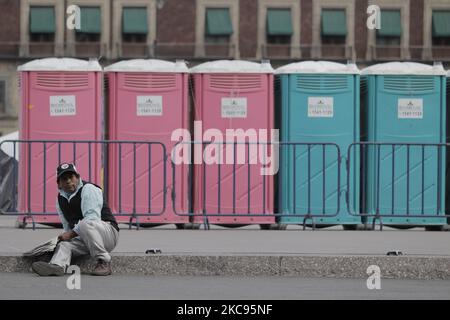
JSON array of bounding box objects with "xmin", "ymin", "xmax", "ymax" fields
[
  {"xmin": 171, "ymin": 141, "xmax": 341, "ymax": 229},
  {"xmin": 347, "ymin": 142, "xmax": 448, "ymax": 230},
  {"xmin": 0, "ymin": 140, "xmax": 166, "ymax": 230}
]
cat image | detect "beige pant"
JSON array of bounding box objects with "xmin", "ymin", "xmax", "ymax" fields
[{"xmin": 50, "ymin": 219, "xmax": 119, "ymax": 268}]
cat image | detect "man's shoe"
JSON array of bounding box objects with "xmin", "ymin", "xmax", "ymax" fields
[
  {"xmin": 32, "ymin": 261, "xmax": 65, "ymax": 276},
  {"xmin": 91, "ymin": 260, "xmax": 112, "ymax": 276}
]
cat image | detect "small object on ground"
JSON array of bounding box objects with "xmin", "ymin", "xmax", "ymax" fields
[
  {"xmin": 386, "ymin": 250, "xmax": 403, "ymax": 256},
  {"xmin": 145, "ymin": 249, "xmax": 162, "ymax": 254}
]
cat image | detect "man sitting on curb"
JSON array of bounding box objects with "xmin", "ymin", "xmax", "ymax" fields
[{"xmin": 32, "ymin": 163, "xmax": 119, "ymax": 276}]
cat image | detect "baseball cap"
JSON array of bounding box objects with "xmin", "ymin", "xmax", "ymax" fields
[{"xmin": 56, "ymin": 163, "xmax": 79, "ymax": 179}]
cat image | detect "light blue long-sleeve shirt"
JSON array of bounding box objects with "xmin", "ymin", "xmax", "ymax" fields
[{"xmin": 56, "ymin": 179, "xmax": 104, "ymax": 234}]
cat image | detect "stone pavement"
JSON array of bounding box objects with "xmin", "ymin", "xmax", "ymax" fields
[{"xmin": 0, "ymin": 216, "xmax": 449, "ymax": 279}]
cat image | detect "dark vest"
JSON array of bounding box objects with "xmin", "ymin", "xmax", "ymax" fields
[{"xmin": 58, "ymin": 181, "xmax": 119, "ymax": 232}]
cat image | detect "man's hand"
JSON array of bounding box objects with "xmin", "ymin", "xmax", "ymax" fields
[{"xmin": 58, "ymin": 231, "xmax": 78, "ymax": 242}]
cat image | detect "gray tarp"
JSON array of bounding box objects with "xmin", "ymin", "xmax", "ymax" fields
[{"xmin": 0, "ymin": 148, "xmax": 18, "ymax": 213}]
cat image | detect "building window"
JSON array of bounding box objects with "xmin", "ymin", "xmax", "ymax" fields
[
  {"xmin": 29, "ymin": 6, "xmax": 55, "ymax": 42},
  {"xmin": 321, "ymin": 9, "xmax": 347, "ymax": 45},
  {"xmin": 204, "ymin": 8, "xmax": 233, "ymax": 43},
  {"xmin": 122, "ymin": 7, "xmax": 148, "ymax": 43},
  {"xmin": 376, "ymin": 10, "xmax": 401, "ymax": 46},
  {"xmin": 0, "ymin": 81, "xmax": 5, "ymax": 115},
  {"xmin": 266, "ymin": 9, "xmax": 292, "ymax": 45},
  {"xmin": 432, "ymin": 10, "xmax": 450, "ymax": 46},
  {"xmin": 75, "ymin": 6, "xmax": 101, "ymax": 42}
]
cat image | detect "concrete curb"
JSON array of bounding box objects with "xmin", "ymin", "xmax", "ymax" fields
[{"xmin": 1, "ymin": 254, "xmax": 450, "ymax": 280}]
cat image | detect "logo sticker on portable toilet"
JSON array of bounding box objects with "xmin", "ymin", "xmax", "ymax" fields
[
  {"xmin": 50, "ymin": 95, "xmax": 76, "ymax": 116},
  {"xmin": 221, "ymin": 97, "xmax": 247, "ymax": 118},
  {"xmin": 398, "ymin": 98, "xmax": 423, "ymax": 119},
  {"xmin": 308, "ymin": 97, "xmax": 334, "ymax": 118},
  {"xmin": 137, "ymin": 96, "xmax": 163, "ymax": 116}
]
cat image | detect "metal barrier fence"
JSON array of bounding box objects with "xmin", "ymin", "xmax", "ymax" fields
[
  {"xmin": 347, "ymin": 142, "xmax": 449, "ymax": 230},
  {"xmin": 0, "ymin": 140, "xmax": 167, "ymax": 230},
  {"xmin": 1, "ymin": 139, "xmax": 449, "ymax": 231},
  {"xmin": 171, "ymin": 141, "xmax": 342, "ymax": 229}
]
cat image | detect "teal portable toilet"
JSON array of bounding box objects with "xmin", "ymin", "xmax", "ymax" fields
[
  {"xmin": 446, "ymin": 70, "xmax": 450, "ymax": 226},
  {"xmin": 276, "ymin": 61, "xmax": 361, "ymax": 227},
  {"xmin": 361, "ymin": 62, "xmax": 447, "ymax": 227}
]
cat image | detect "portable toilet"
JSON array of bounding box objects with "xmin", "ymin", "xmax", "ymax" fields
[
  {"xmin": 446, "ymin": 69, "xmax": 450, "ymax": 226},
  {"xmin": 275, "ymin": 61, "xmax": 361, "ymax": 228},
  {"xmin": 104, "ymin": 59, "xmax": 190, "ymax": 227},
  {"xmin": 361, "ymin": 62, "xmax": 447, "ymax": 227},
  {"xmin": 190, "ymin": 60, "xmax": 275, "ymax": 226},
  {"xmin": 17, "ymin": 58, "xmax": 103, "ymax": 226}
]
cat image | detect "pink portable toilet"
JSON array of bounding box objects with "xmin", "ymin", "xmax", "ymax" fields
[
  {"xmin": 17, "ymin": 58, "xmax": 103, "ymax": 226},
  {"xmin": 104, "ymin": 59, "xmax": 190, "ymax": 226},
  {"xmin": 190, "ymin": 60, "xmax": 275, "ymax": 226}
]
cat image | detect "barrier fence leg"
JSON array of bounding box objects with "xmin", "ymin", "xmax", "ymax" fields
[
  {"xmin": 202, "ymin": 212, "xmax": 210, "ymax": 230},
  {"xmin": 372, "ymin": 215, "xmax": 383, "ymax": 231},
  {"xmin": 22, "ymin": 215, "xmax": 36, "ymax": 231},
  {"xmin": 129, "ymin": 214, "xmax": 140, "ymax": 231},
  {"xmin": 302, "ymin": 214, "xmax": 316, "ymax": 230}
]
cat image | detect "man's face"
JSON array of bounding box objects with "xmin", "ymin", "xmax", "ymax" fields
[{"xmin": 58, "ymin": 172, "xmax": 79, "ymax": 193}]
